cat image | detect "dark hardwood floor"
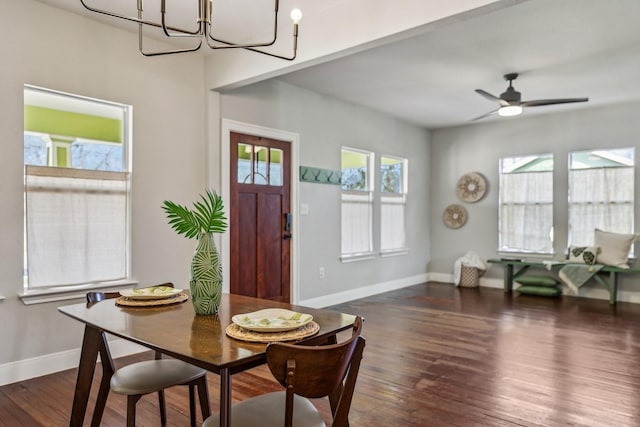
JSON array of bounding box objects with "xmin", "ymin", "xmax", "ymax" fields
[{"xmin": 3, "ymin": 282, "xmax": 640, "ymax": 426}]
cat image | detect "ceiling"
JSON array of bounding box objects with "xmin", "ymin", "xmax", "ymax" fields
[
  {"xmin": 36, "ymin": 0, "xmax": 640, "ymax": 129},
  {"xmin": 276, "ymin": 0, "xmax": 640, "ymax": 129}
]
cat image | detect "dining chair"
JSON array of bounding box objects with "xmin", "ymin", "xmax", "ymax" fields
[
  {"xmin": 203, "ymin": 316, "xmax": 366, "ymax": 427},
  {"xmin": 86, "ymin": 284, "xmax": 211, "ymax": 427}
]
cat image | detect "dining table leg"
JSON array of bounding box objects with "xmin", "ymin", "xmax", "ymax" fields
[
  {"xmin": 69, "ymin": 325, "xmax": 102, "ymax": 427},
  {"xmin": 219, "ymin": 367, "xmax": 231, "ymax": 427}
]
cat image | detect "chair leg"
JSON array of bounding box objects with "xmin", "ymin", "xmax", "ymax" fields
[
  {"xmin": 189, "ymin": 384, "xmax": 196, "ymax": 427},
  {"xmin": 196, "ymin": 376, "xmax": 211, "ymax": 420},
  {"xmin": 127, "ymin": 395, "xmax": 141, "ymax": 427},
  {"xmin": 158, "ymin": 390, "xmax": 167, "ymax": 427}
]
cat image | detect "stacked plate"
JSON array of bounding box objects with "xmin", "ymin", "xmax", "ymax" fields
[
  {"xmin": 231, "ymin": 309, "xmax": 313, "ymax": 333},
  {"xmin": 227, "ymin": 308, "xmax": 317, "ymax": 342},
  {"xmin": 119, "ymin": 286, "xmax": 183, "ymax": 300},
  {"xmin": 117, "ymin": 286, "xmax": 187, "ymax": 307}
]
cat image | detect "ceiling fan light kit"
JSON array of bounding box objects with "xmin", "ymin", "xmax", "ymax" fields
[
  {"xmin": 473, "ymin": 73, "xmax": 588, "ymax": 121},
  {"xmin": 498, "ymin": 105, "xmax": 522, "ymax": 117},
  {"xmin": 80, "ymin": 0, "xmax": 301, "ymax": 58}
]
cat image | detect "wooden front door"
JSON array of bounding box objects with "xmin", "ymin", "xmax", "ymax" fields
[{"xmin": 230, "ymin": 132, "xmax": 291, "ymax": 302}]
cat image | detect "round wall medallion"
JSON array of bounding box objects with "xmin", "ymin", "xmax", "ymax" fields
[
  {"xmin": 443, "ymin": 204, "xmax": 467, "ymax": 229},
  {"xmin": 456, "ymin": 172, "xmax": 487, "ymax": 203}
]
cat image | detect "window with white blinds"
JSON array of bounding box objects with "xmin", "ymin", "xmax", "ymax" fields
[
  {"xmin": 23, "ymin": 86, "xmax": 131, "ymax": 290},
  {"xmin": 499, "ymin": 154, "xmax": 554, "ymax": 253},
  {"xmin": 568, "ymin": 148, "xmax": 635, "ymax": 249},
  {"xmin": 341, "ymin": 148, "xmax": 374, "ymax": 258},
  {"xmin": 380, "ymin": 156, "xmax": 407, "ymax": 253}
]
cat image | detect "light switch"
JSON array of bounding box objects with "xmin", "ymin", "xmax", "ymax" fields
[{"xmin": 300, "ymin": 203, "xmax": 309, "ymax": 215}]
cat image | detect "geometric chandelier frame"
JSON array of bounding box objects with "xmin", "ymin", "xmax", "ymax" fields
[{"xmin": 80, "ymin": 0, "xmax": 301, "ymax": 58}]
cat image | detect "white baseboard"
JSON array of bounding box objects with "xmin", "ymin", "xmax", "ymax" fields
[
  {"xmin": 0, "ymin": 338, "xmax": 147, "ymax": 387},
  {"xmin": 299, "ymin": 273, "xmax": 429, "ymax": 308}
]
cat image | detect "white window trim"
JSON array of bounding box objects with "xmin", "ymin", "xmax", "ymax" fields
[
  {"xmin": 341, "ymin": 148, "xmax": 374, "ymax": 258},
  {"xmin": 23, "ymin": 85, "xmax": 133, "ymax": 302},
  {"xmin": 340, "ymin": 253, "xmax": 376, "ymax": 263},
  {"xmin": 380, "ymin": 249, "xmax": 409, "ymax": 257},
  {"xmin": 380, "ymin": 155, "xmax": 408, "ymax": 253},
  {"xmin": 18, "ymin": 279, "xmax": 138, "ymax": 305}
]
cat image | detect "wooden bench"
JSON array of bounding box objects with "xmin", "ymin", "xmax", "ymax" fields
[{"xmin": 487, "ymin": 258, "xmax": 640, "ymax": 304}]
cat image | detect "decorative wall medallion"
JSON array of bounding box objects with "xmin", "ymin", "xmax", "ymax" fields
[
  {"xmin": 443, "ymin": 204, "xmax": 467, "ymax": 229},
  {"xmin": 456, "ymin": 172, "xmax": 487, "ymax": 203}
]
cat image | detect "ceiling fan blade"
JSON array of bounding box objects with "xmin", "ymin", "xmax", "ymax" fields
[
  {"xmin": 475, "ymin": 89, "xmax": 509, "ymax": 106},
  {"xmin": 471, "ymin": 108, "xmax": 499, "ymax": 121},
  {"xmin": 521, "ymin": 97, "xmax": 589, "ymax": 107}
]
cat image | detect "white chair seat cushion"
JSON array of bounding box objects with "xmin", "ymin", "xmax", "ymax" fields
[
  {"xmin": 202, "ymin": 392, "xmax": 326, "ymax": 427},
  {"xmin": 110, "ymin": 359, "xmax": 206, "ymax": 395}
]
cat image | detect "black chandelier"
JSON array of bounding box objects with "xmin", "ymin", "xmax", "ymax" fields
[{"xmin": 80, "ymin": 0, "xmax": 301, "ymax": 58}]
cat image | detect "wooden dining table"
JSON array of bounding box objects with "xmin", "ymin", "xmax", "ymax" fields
[{"xmin": 58, "ymin": 292, "xmax": 356, "ymax": 427}]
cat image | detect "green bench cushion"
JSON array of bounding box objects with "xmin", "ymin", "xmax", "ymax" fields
[
  {"xmin": 514, "ymin": 275, "xmax": 560, "ymax": 287},
  {"xmin": 516, "ymin": 285, "xmax": 562, "ymax": 297}
]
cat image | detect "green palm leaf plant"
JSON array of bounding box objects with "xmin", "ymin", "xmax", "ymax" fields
[
  {"xmin": 162, "ymin": 189, "xmax": 227, "ymax": 315},
  {"xmin": 162, "ymin": 189, "xmax": 228, "ymax": 239}
]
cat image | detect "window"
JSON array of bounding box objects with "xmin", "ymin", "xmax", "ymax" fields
[
  {"xmin": 236, "ymin": 143, "xmax": 283, "ymax": 186},
  {"xmin": 23, "ymin": 86, "xmax": 131, "ymax": 290},
  {"xmin": 568, "ymin": 148, "xmax": 635, "ymax": 248},
  {"xmin": 341, "ymin": 148, "xmax": 373, "ymax": 258},
  {"xmin": 380, "ymin": 155, "xmax": 408, "ymax": 253},
  {"xmin": 499, "ymin": 154, "xmax": 554, "ymax": 253}
]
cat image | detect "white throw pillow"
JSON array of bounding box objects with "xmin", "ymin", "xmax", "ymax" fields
[
  {"xmin": 594, "ymin": 228, "xmax": 639, "ymax": 269},
  {"xmin": 568, "ymin": 246, "xmax": 600, "ymax": 265}
]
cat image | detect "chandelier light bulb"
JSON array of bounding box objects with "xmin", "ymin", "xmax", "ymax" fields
[{"xmin": 290, "ymin": 9, "xmax": 303, "ymax": 24}]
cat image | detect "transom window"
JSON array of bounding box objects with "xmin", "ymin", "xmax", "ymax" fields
[{"xmin": 499, "ymin": 153, "xmax": 554, "ymax": 253}]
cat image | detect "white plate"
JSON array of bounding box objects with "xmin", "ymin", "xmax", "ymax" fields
[
  {"xmin": 232, "ymin": 308, "xmax": 313, "ymax": 332},
  {"xmin": 119, "ymin": 286, "xmax": 183, "ymax": 300}
]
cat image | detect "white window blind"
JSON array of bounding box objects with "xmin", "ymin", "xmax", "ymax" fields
[
  {"xmin": 25, "ymin": 166, "xmax": 129, "ymax": 288},
  {"xmin": 568, "ymin": 148, "xmax": 635, "ymax": 247},
  {"xmin": 499, "ymin": 154, "xmax": 554, "ymax": 253},
  {"xmin": 341, "ymin": 192, "xmax": 373, "ymax": 255},
  {"xmin": 380, "ymin": 155, "xmax": 407, "ymax": 253},
  {"xmin": 381, "ymin": 195, "xmax": 406, "ymax": 251}
]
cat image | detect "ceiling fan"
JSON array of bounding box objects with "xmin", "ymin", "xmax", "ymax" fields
[{"xmin": 473, "ymin": 73, "xmax": 588, "ymax": 120}]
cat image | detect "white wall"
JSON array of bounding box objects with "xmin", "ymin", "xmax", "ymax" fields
[
  {"xmin": 219, "ymin": 80, "xmax": 431, "ymax": 304},
  {"xmin": 0, "ymin": 0, "xmax": 206, "ymax": 372},
  {"xmin": 430, "ymin": 102, "xmax": 640, "ymax": 301}
]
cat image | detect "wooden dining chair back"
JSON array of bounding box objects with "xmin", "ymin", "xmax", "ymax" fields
[
  {"xmin": 203, "ymin": 316, "xmax": 365, "ymax": 427},
  {"xmin": 268, "ymin": 330, "xmax": 365, "ymax": 426},
  {"xmin": 86, "ymin": 284, "xmax": 211, "ymax": 427}
]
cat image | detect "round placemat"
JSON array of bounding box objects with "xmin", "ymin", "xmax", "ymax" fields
[
  {"xmin": 443, "ymin": 204, "xmax": 467, "ymax": 229},
  {"xmin": 116, "ymin": 292, "xmax": 189, "ymax": 307},
  {"xmin": 456, "ymin": 172, "xmax": 487, "ymax": 203},
  {"xmin": 226, "ymin": 321, "xmax": 320, "ymax": 343}
]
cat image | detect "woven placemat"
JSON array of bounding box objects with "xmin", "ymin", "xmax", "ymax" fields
[
  {"xmin": 115, "ymin": 292, "xmax": 189, "ymax": 307},
  {"xmin": 226, "ymin": 321, "xmax": 320, "ymax": 343}
]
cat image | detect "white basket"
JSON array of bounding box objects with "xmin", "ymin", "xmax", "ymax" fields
[{"xmin": 459, "ymin": 265, "xmax": 483, "ymax": 288}]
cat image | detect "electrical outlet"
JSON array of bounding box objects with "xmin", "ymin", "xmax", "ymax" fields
[{"xmin": 319, "ymin": 267, "xmax": 325, "ymax": 279}]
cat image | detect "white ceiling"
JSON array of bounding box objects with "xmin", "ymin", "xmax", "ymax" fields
[
  {"xmin": 276, "ymin": 0, "xmax": 640, "ymax": 129},
  {"xmin": 36, "ymin": 0, "xmax": 640, "ymax": 129}
]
